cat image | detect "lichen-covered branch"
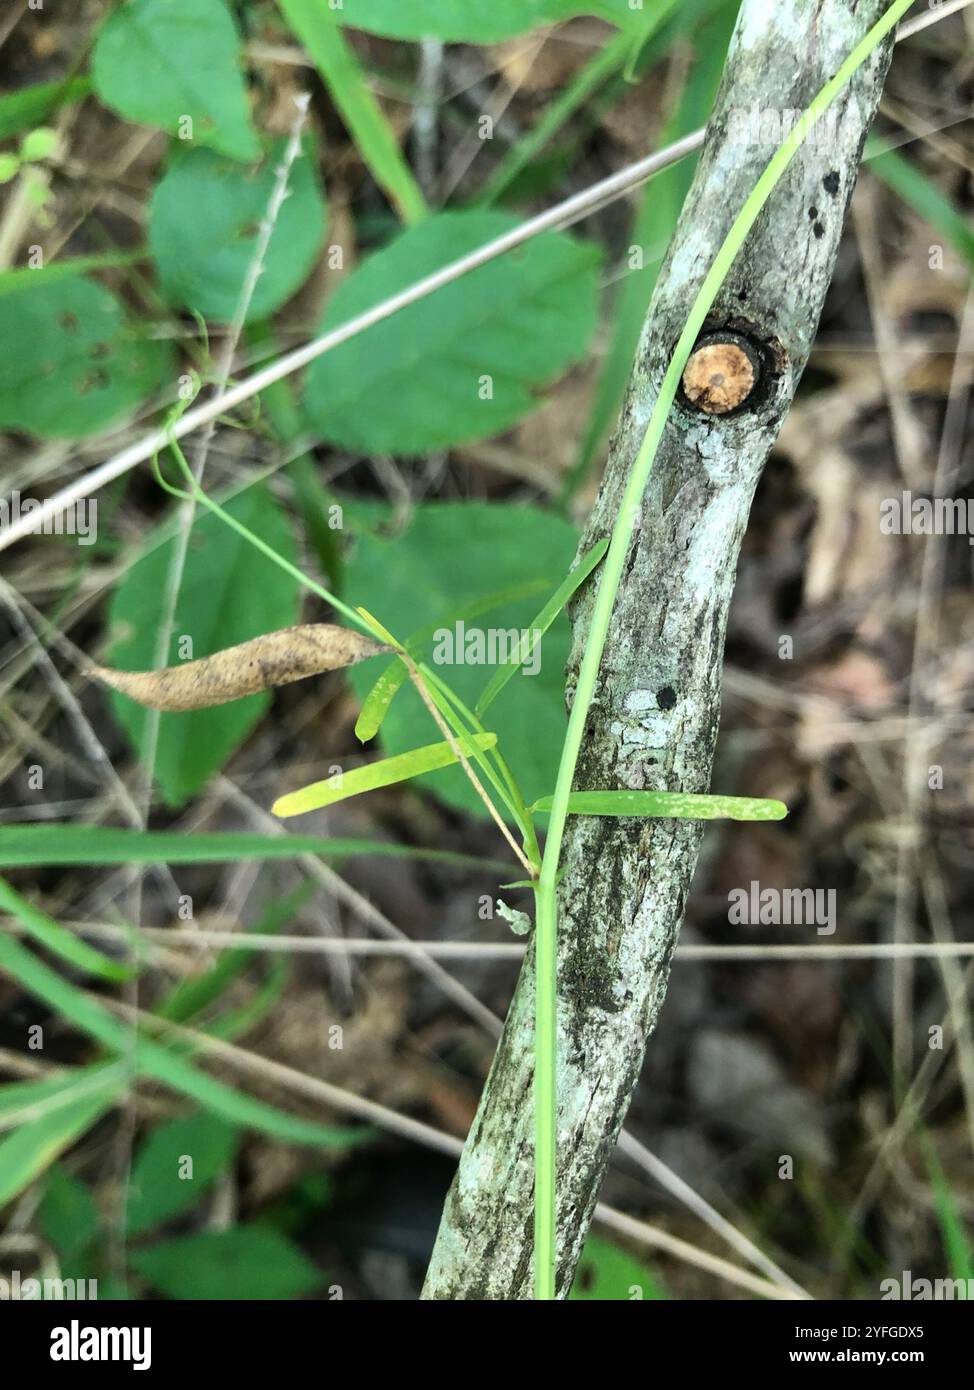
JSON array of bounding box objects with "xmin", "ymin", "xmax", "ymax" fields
[{"xmin": 422, "ymin": 0, "xmax": 898, "ymax": 1300}]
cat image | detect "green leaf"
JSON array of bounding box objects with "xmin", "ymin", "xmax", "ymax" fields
[
  {"xmin": 0, "ymin": 1073, "xmax": 122, "ymax": 1208},
  {"xmin": 346, "ymin": 503, "xmax": 579, "ymax": 820},
  {"xmin": 0, "ymin": 275, "xmax": 170, "ymax": 438},
  {"xmin": 273, "ymin": 733, "xmax": 497, "ymax": 818},
  {"xmin": 866, "ymin": 141, "xmax": 974, "ymax": 272},
  {"xmin": 570, "ymin": 1234, "xmax": 667, "ymax": 1300},
  {"xmin": 354, "ymin": 658, "xmax": 410, "ymax": 743},
  {"xmin": 129, "ymin": 1224, "xmax": 321, "ymax": 1299},
  {"xmin": 0, "ymin": 876, "xmax": 134, "ymax": 982},
  {"xmin": 0, "ymin": 1063, "xmax": 124, "ymax": 1130},
  {"xmin": 338, "ymin": 0, "xmax": 659, "ymax": 43},
  {"xmin": 39, "ymin": 1165, "xmax": 100, "ymax": 1264},
  {"xmin": 105, "ymin": 484, "xmax": 300, "ymax": 807},
  {"xmin": 0, "ymin": 824, "xmax": 503, "ymax": 872},
  {"xmin": 92, "ymin": 0, "xmax": 259, "ymax": 162},
  {"xmin": 302, "ymin": 211, "xmax": 600, "ymax": 454},
  {"xmin": 476, "ymin": 538, "xmax": 608, "ymax": 716},
  {"xmin": 149, "ymin": 141, "xmax": 327, "ymax": 323},
  {"xmin": 126, "ymin": 1112, "xmax": 239, "ymax": 1235},
  {"xmin": 0, "ymin": 76, "xmax": 91, "ymax": 141},
  {"xmin": 0, "ymin": 931, "xmax": 366, "ymax": 1151},
  {"xmin": 531, "ymin": 791, "xmax": 788, "ymax": 820},
  {"xmin": 277, "ymin": 0, "xmax": 426, "ymax": 224}
]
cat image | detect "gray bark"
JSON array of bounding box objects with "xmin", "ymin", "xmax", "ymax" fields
[{"xmin": 423, "ymin": 0, "xmax": 897, "ymax": 1300}]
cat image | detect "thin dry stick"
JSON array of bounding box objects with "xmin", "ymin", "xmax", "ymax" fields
[{"xmin": 27, "ymin": 924, "xmax": 974, "ymax": 963}]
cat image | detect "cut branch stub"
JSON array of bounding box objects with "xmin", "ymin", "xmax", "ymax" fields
[
  {"xmin": 89, "ymin": 624, "xmax": 389, "ymax": 711},
  {"xmin": 681, "ymin": 332, "xmax": 762, "ymax": 415}
]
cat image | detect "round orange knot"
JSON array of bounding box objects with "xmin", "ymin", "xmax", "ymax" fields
[{"xmin": 682, "ymin": 340, "xmax": 758, "ymax": 415}]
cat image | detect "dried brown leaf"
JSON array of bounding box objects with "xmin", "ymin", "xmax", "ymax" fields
[{"xmin": 88, "ymin": 624, "xmax": 389, "ymax": 712}]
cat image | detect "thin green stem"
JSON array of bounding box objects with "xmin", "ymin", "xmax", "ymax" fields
[{"xmin": 532, "ymin": 0, "xmax": 914, "ymax": 1300}]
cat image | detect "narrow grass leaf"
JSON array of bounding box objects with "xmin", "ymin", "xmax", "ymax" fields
[
  {"xmin": 272, "ymin": 733, "xmax": 498, "ymax": 818},
  {"xmin": 0, "ymin": 877, "xmax": 134, "ymax": 982},
  {"xmin": 0, "ymin": 825, "xmax": 503, "ymax": 871},
  {"xmin": 476, "ymin": 539, "xmax": 608, "ymax": 716},
  {"xmin": 276, "ymin": 0, "xmax": 426, "ymax": 223},
  {"xmin": 531, "ymin": 791, "xmax": 788, "ymax": 820},
  {"xmin": 0, "ymin": 932, "xmax": 365, "ymax": 1150}
]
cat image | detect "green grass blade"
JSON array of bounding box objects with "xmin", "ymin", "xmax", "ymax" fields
[
  {"xmin": 475, "ymin": 539, "xmax": 609, "ymax": 716},
  {"xmin": 272, "ymin": 733, "xmax": 498, "ymax": 817},
  {"xmin": 0, "ymin": 1062, "xmax": 125, "ymax": 1132},
  {"xmin": 866, "ymin": 140, "xmax": 974, "ymax": 271},
  {"xmin": 0, "ymin": 824, "xmax": 497, "ymax": 871},
  {"xmin": 0, "ymin": 931, "xmax": 365, "ymax": 1150},
  {"xmin": 0, "ymin": 876, "xmax": 134, "ymax": 983},
  {"xmin": 0, "ymin": 1079, "xmax": 121, "ymax": 1207},
  {"xmin": 530, "ymin": 791, "xmax": 787, "ymax": 820},
  {"xmin": 277, "ymin": 0, "xmax": 426, "ymax": 224},
  {"xmin": 475, "ymin": 31, "xmax": 634, "ymax": 206}
]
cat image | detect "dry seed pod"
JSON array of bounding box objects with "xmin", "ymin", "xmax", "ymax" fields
[{"xmin": 89, "ymin": 624, "xmax": 390, "ymax": 712}]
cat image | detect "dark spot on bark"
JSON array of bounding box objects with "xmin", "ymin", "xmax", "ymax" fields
[
  {"xmin": 657, "ymin": 685, "xmax": 677, "ymax": 710},
  {"xmin": 823, "ymin": 170, "xmax": 840, "ymax": 195},
  {"xmin": 808, "ymin": 206, "xmax": 818, "ymax": 219},
  {"xmin": 812, "ymin": 221, "xmax": 825, "ymax": 239}
]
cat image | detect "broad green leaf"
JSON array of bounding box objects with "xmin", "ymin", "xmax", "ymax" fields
[
  {"xmin": 531, "ymin": 791, "xmax": 788, "ymax": 820},
  {"xmin": 92, "ymin": 0, "xmax": 259, "ymax": 162},
  {"xmin": 277, "ymin": 0, "xmax": 426, "ymax": 224},
  {"xmin": 39, "ymin": 1165, "xmax": 100, "ymax": 1264},
  {"xmin": 0, "ymin": 76, "xmax": 90, "ymax": 141},
  {"xmin": 273, "ymin": 733, "xmax": 497, "ymax": 818},
  {"xmin": 0, "ymin": 824, "xmax": 501, "ymax": 872},
  {"xmin": 149, "ymin": 141, "xmax": 327, "ymax": 323},
  {"xmin": 126, "ymin": 1112, "xmax": 239, "ymax": 1235},
  {"xmin": 302, "ymin": 211, "xmax": 600, "ymax": 454},
  {"xmin": 0, "ymin": 876, "xmax": 134, "ymax": 982},
  {"xmin": 570, "ymin": 1234, "xmax": 667, "ymax": 1300},
  {"xmin": 0, "ymin": 276, "xmax": 170, "ymax": 438},
  {"xmin": 105, "ymin": 484, "xmax": 300, "ymax": 807},
  {"xmin": 0, "ymin": 1075, "xmax": 122, "ymax": 1208},
  {"xmin": 476, "ymin": 538, "xmax": 608, "ymax": 716},
  {"xmin": 346, "ymin": 503, "xmax": 579, "ymax": 820},
  {"xmin": 0, "ymin": 931, "xmax": 366, "ymax": 1151},
  {"xmin": 338, "ymin": 0, "xmax": 661, "ymax": 42},
  {"xmin": 129, "ymin": 1225, "xmax": 321, "ymax": 1299}
]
